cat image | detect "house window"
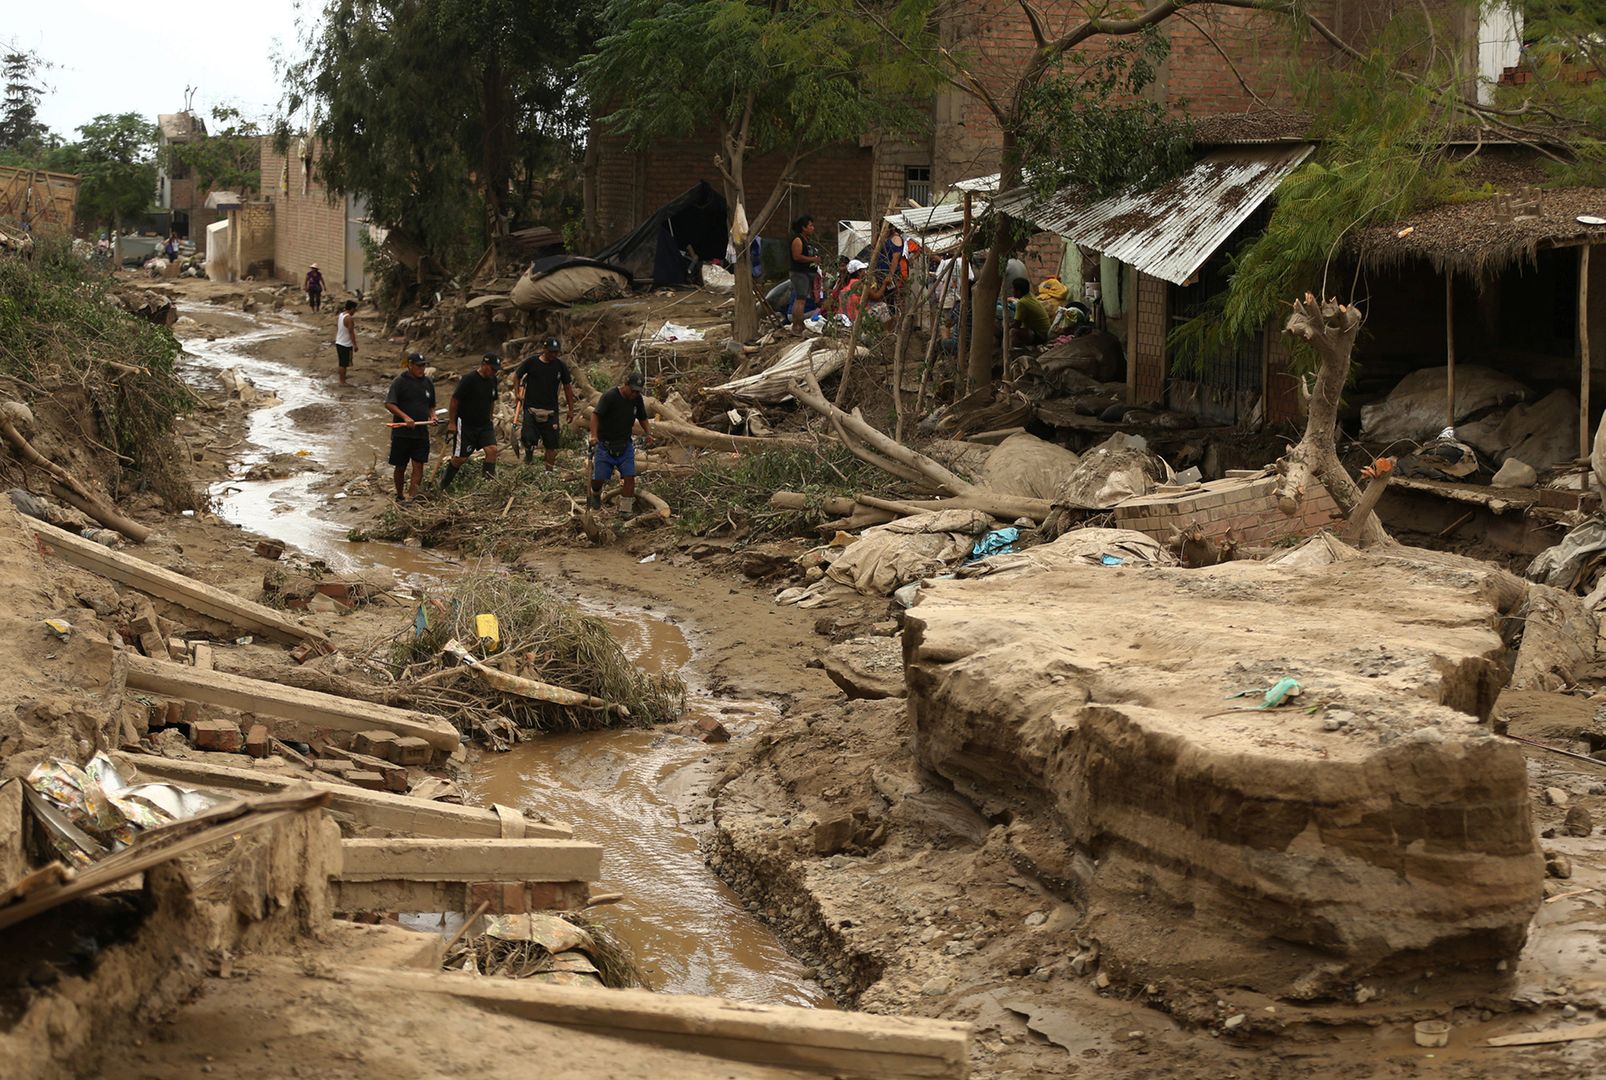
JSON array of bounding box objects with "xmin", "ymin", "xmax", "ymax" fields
[{"xmin": 904, "ymin": 165, "xmax": 932, "ymax": 206}]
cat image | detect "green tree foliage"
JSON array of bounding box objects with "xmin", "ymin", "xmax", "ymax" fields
[
  {"xmin": 0, "ymin": 42, "xmax": 51, "ymax": 152},
  {"xmin": 584, "ymin": 0, "xmax": 929, "ymax": 338},
  {"xmin": 1016, "ymin": 30, "xmax": 1194, "ymax": 202},
  {"xmin": 172, "ymin": 105, "xmax": 263, "ymax": 192},
  {"xmin": 280, "ymin": 0, "xmax": 600, "ymax": 276},
  {"xmin": 48, "ymin": 113, "xmax": 157, "ymax": 232},
  {"xmin": 1507, "ymin": 0, "xmax": 1606, "ymax": 182}
]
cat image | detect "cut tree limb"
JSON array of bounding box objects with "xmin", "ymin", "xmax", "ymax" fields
[
  {"xmin": 0, "ymin": 416, "xmax": 151, "ymax": 543},
  {"xmin": 788, "ymin": 376, "xmax": 1053, "ymax": 522},
  {"xmin": 1277, "ymin": 293, "xmax": 1389, "ymax": 546},
  {"xmin": 442, "ymin": 638, "xmax": 631, "ymax": 718},
  {"xmin": 836, "ymin": 197, "xmax": 898, "ymax": 407},
  {"xmin": 651, "ymin": 419, "xmax": 812, "ymax": 453}
]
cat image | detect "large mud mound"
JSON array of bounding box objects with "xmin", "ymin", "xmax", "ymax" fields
[{"xmin": 904, "ymin": 555, "xmax": 1544, "ymax": 997}]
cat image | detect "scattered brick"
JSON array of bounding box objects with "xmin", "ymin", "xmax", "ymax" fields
[
  {"xmin": 191, "ymin": 719, "xmax": 244, "ymax": 753},
  {"xmin": 254, "ymin": 539, "xmax": 285, "ymax": 560},
  {"xmin": 389, "ymin": 736, "xmax": 432, "ymax": 766},
  {"xmin": 244, "ymin": 724, "xmax": 271, "ymax": 758}
]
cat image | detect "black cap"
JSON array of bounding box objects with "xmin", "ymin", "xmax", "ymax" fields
[
  {"xmin": 406, "ymin": 352, "xmax": 426, "ymax": 367},
  {"xmin": 481, "ymin": 353, "xmax": 502, "ymax": 370},
  {"xmin": 543, "ymin": 336, "xmax": 561, "ymax": 351},
  {"xmin": 625, "ymin": 370, "xmax": 645, "ymax": 389}
]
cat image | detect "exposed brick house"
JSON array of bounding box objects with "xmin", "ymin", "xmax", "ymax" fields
[{"xmin": 257, "ymin": 139, "xmax": 374, "ymax": 294}]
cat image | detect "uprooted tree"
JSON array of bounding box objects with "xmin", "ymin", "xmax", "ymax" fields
[{"xmin": 583, "ymin": 0, "xmax": 929, "ymax": 342}]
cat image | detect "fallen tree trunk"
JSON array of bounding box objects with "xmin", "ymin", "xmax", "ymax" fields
[
  {"xmin": 787, "ymin": 377, "xmax": 1053, "ymax": 522},
  {"xmin": 651, "ymin": 419, "xmax": 812, "ymax": 453},
  {"xmin": 443, "ymin": 639, "xmax": 630, "ymax": 718},
  {"xmin": 0, "ymin": 411, "xmax": 151, "ymax": 543},
  {"xmin": 1277, "ymin": 294, "xmax": 1389, "ymax": 546}
]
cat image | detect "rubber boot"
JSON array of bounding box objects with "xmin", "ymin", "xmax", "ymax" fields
[
  {"xmin": 587, "ymin": 489, "xmax": 602, "ymax": 511},
  {"xmin": 618, "ymin": 496, "xmax": 636, "ymax": 519},
  {"xmin": 483, "ymin": 461, "xmax": 495, "ymax": 479},
  {"xmin": 440, "ymin": 463, "xmax": 460, "ymax": 490}
]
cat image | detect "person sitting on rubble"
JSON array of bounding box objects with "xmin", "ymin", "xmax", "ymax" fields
[
  {"xmin": 1008, "ymin": 278, "xmax": 1051, "ymax": 348},
  {"xmin": 441, "ymin": 353, "xmax": 503, "ymax": 490},
  {"xmin": 589, "ymin": 371, "xmax": 653, "ymax": 517},
  {"xmin": 384, "ymin": 352, "xmax": 436, "ymax": 502},
  {"xmin": 304, "ymin": 263, "xmax": 325, "ymax": 312},
  {"xmin": 514, "ymin": 337, "xmax": 576, "ymax": 471}
]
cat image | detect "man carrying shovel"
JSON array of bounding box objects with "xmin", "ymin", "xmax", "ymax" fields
[
  {"xmin": 588, "ymin": 371, "xmax": 652, "ymax": 516},
  {"xmin": 384, "ymin": 353, "xmax": 437, "ymax": 502}
]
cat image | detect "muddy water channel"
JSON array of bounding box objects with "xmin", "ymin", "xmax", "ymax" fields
[{"xmin": 175, "ymin": 309, "xmax": 829, "ymax": 1006}]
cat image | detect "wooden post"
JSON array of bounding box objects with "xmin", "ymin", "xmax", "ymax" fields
[
  {"xmin": 958, "ymin": 192, "xmax": 973, "ymax": 392},
  {"xmin": 1581, "ymin": 245, "xmax": 1593, "ymax": 460},
  {"xmin": 1445, "ymin": 274, "xmax": 1456, "ymax": 431}
]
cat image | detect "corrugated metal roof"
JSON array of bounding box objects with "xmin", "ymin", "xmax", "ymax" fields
[
  {"xmin": 885, "ymin": 202, "xmax": 971, "ymax": 235},
  {"xmin": 995, "ymin": 145, "xmax": 1313, "ymax": 285}
]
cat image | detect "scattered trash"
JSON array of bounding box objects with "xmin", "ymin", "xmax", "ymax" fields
[
  {"xmin": 474, "ymin": 612, "xmax": 501, "ymax": 652},
  {"xmin": 1413, "ymin": 1020, "xmax": 1450, "ymax": 1048},
  {"xmin": 181, "ymin": 509, "xmax": 196, "ymax": 517},
  {"xmin": 43, "ymin": 619, "xmax": 72, "ymax": 640},
  {"xmin": 638, "ymin": 553, "xmax": 657, "ymax": 564},
  {"xmin": 1227, "ymin": 677, "xmax": 1303, "ymax": 709},
  {"xmin": 968, "ymin": 527, "xmax": 1020, "ymax": 562},
  {"xmin": 1101, "ymin": 555, "xmax": 1124, "ymax": 566},
  {"xmin": 24, "ymin": 753, "xmax": 224, "ymax": 866},
  {"xmin": 652, "ymin": 321, "xmax": 705, "ymax": 343},
  {"xmin": 233, "ymin": 636, "xmax": 253, "ymax": 646}
]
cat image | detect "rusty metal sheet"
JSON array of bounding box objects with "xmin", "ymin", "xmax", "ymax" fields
[{"xmin": 996, "ymin": 145, "xmax": 1313, "ymax": 285}]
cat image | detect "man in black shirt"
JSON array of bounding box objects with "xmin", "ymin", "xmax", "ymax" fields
[
  {"xmin": 588, "ymin": 370, "xmax": 651, "ymax": 515},
  {"xmin": 384, "ymin": 353, "xmax": 437, "ymax": 501},
  {"xmin": 441, "ymin": 353, "xmax": 502, "ymax": 491},
  {"xmin": 514, "ymin": 337, "xmax": 576, "ymax": 470}
]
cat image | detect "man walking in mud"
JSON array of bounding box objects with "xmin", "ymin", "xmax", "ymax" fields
[
  {"xmin": 513, "ymin": 337, "xmax": 576, "ymax": 470},
  {"xmin": 441, "ymin": 353, "xmax": 503, "ymax": 490},
  {"xmin": 589, "ymin": 370, "xmax": 651, "ymax": 516},
  {"xmin": 384, "ymin": 353, "xmax": 436, "ymax": 501}
]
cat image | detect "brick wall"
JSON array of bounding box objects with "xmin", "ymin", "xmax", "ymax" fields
[
  {"xmin": 1263, "ymin": 330, "xmax": 1302, "ymax": 426},
  {"xmin": 259, "ymin": 141, "xmax": 350, "ymax": 287},
  {"xmin": 1114, "ymin": 473, "xmax": 1340, "ymax": 547},
  {"xmin": 229, "ymin": 201, "xmax": 275, "ymax": 280},
  {"xmin": 588, "ymin": 132, "xmax": 874, "ymax": 259},
  {"xmin": 1132, "ymin": 273, "xmax": 1169, "ymax": 403}
]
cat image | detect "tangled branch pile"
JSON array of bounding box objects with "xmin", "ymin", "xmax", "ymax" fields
[
  {"xmin": 649, "ymin": 445, "xmax": 889, "ymax": 539},
  {"xmin": 444, "ymin": 912, "xmax": 641, "ymax": 988},
  {"xmin": 368, "ymin": 464, "xmax": 577, "ymax": 557},
  {"xmin": 0, "ymin": 237, "xmax": 198, "ymax": 510},
  {"xmin": 394, "ymin": 569, "xmax": 684, "ymax": 733}
]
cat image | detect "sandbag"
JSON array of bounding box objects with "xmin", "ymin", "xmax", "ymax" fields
[
  {"xmin": 1054, "ymin": 434, "xmax": 1166, "ymax": 509},
  {"xmin": 825, "ymin": 510, "xmax": 990, "ymax": 596},
  {"xmin": 1360, "ymin": 366, "xmax": 1529, "ymax": 445},
  {"xmin": 511, "ymin": 263, "xmax": 630, "ymax": 309},
  {"xmin": 981, "ymin": 433, "xmax": 1081, "ymax": 500}
]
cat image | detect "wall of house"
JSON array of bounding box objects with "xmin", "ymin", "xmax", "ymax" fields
[
  {"xmin": 1113, "ymin": 472, "xmax": 1339, "ymax": 546},
  {"xmin": 587, "ymin": 132, "xmax": 875, "ymax": 262},
  {"xmin": 259, "ymin": 141, "xmax": 350, "ymax": 288},
  {"xmin": 228, "ymin": 201, "xmax": 275, "ymax": 280},
  {"xmin": 1132, "ymin": 272, "xmax": 1170, "ymax": 404}
]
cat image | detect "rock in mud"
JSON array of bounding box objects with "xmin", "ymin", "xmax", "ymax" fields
[
  {"xmin": 904, "ymin": 555, "xmax": 1542, "ymax": 995},
  {"xmin": 822, "ymin": 637, "xmax": 906, "ymax": 700},
  {"xmin": 1563, "ymin": 804, "xmax": 1594, "ymax": 837}
]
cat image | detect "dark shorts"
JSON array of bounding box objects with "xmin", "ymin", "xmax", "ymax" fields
[
  {"xmin": 591, "ymin": 440, "xmax": 636, "ymax": 482},
  {"xmin": 389, "ymin": 430, "xmax": 429, "ymax": 466},
  {"xmin": 521, "ymin": 408, "xmax": 560, "ymax": 450},
  {"xmin": 788, "ymin": 271, "xmax": 812, "ymax": 303},
  {"xmin": 335, "ymin": 343, "xmax": 353, "ymax": 368},
  {"xmin": 452, "ymin": 423, "xmax": 496, "ymax": 459}
]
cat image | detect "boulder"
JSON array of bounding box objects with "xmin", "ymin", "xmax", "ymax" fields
[
  {"xmin": 903, "ymin": 554, "xmax": 1540, "ymax": 994},
  {"xmin": 1491, "ymin": 458, "xmax": 1538, "ymax": 488}
]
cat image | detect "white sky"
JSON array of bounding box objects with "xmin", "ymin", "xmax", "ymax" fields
[{"xmin": 8, "ymin": 0, "xmax": 308, "ymax": 138}]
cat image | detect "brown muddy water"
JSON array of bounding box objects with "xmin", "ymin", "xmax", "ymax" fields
[{"xmin": 177, "ymin": 312, "xmax": 831, "ymax": 1006}]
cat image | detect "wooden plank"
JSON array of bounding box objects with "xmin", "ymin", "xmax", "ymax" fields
[
  {"xmin": 1487, "ymin": 1019, "xmax": 1606, "ymax": 1047},
  {"xmin": 337, "ymin": 966, "xmax": 971, "ymax": 1079},
  {"xmin": 124, "ymin": 653, "xmax": 459, "ymax": 752},
  {"xmin": 110, "ymin": 752, "xmax": 572, "ymax": 839},
  {"xmin": 1581, "ymin": 245, "xmax": 1593, "ymax": 461},
  {"xmin": 339, "ymin": 838, "xmax": 602, "ymax": 883},
  {"xmin": 24, "ymin": 517, "xmax": 325, "ymax": 645}
]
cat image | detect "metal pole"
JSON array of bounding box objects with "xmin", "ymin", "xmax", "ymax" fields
[
  {"xmin": 1445, "ymin": 273, "xmax": 1455, "ymax": 432},
  {"xmin": 1582, "ymin": 245, "xmax": 1593, "ymax": 461},
  {"xmin": 959, "ymin": 191, "xmax": 973, "ymax": 392}
]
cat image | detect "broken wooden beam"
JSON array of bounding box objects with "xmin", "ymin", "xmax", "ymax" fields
[
  {"xmin": 333, "ymin": 878, "xmax": 591, "ymax": 914},
  {"xmin": 335, "ymin": 966, "xmax": 971, "ymax": 1079},
  {"xmin": 25, "ymin": 517, "xmax": 326, "ymax": 645},
  {"xmin": 339, "ymin": 838, "xmax": 601, "ymax": 883},
  {"xmin": 111, "ymin": 752, "xmax": 571, "ymax": 838},
  {"xmin": 123, "ymin": 653, "xmax": 459, "ymax": 753}
]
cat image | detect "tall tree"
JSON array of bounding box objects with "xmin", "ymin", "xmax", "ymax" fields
[
  {"xmin": 584, "ymin": 0, "xmax": 929, "ymax": 341},
  {"xmin": 172, "ymin": 105, "xmax": 264, "ymax": 193},
  {"xmin": 0, "ymin": 42, "xmax": 51, "ymax": 152},
  {"xmin": 50, "ymin": 113, "xmax": 156, "ymax": 234},
  {"xmin": 280, "ymin": 0, "xmax": 600, "ymax": 279}
]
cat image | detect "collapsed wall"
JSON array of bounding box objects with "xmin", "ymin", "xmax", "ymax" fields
[{"xmin": 903, "ymin": 555, "xmax": 1545, "ymax": 998}]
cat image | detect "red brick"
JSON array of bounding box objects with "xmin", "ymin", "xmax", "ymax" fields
[
  {"xmin": 245, "ymin": 723, "xmax": 271, "ymax": 758},
  {"xmin": 388, "ymin": 736, "xmax": 431, "ymax": 766},
  {"xmin": 525, "ymin": 882, "xmax": 589, "ymax": 911},
  {"xmin": 192, "ymin": 719, "xmax": 244, "ymax": 753}
]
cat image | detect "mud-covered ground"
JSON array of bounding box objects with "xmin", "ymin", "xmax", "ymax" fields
[{"xmin": 105, "ymin": 275, "xmax": 1606, "ymax": 1079}]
